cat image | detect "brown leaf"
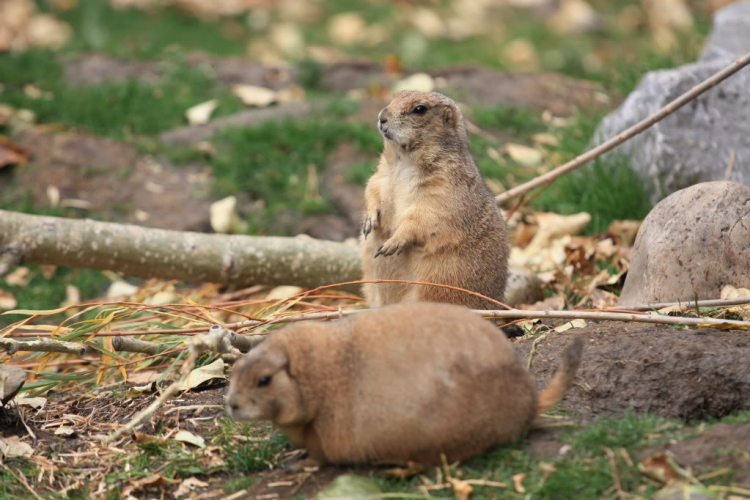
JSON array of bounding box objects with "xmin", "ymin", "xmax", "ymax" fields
[
  {"xmin": 0, "ymin": 290, "xmax": 18, "ymax": 310},
  {"xmin": 512, "ymin": 473, "xmax": 527, "ymax": 493},
  {"xmin": 638, "ymin": 452, "xmax": 694, "ymax": 484},
  {"xmin": 0, "ymin": 136, "xmax": 31, "ymax": 168},
  {"xmin": 448, "ymin": 478, "xmax": 474, "ymax": 500}
]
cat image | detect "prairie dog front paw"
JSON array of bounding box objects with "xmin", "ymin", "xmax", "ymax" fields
[{"xmin": 362, "ymin": 208, "xmax": 381, "ymax": 239}]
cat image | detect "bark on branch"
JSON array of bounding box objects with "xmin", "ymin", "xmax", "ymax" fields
[{"xmin": 0, "ymin": 210, "xmax": 362, "ymax": 290}]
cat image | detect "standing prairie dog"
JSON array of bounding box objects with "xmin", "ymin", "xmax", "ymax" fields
[
  {"xmin": 361, "ymin": 91, "xmax": 510, "ymax": 309},
  {"xmin": 226, "ymin": 303, "xmax": 583, "ymax": 467}
]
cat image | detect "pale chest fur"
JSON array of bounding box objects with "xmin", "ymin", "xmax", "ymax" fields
[{"xmin": 384, "ymin": 157, "xmax": 421, "ymax": 229}]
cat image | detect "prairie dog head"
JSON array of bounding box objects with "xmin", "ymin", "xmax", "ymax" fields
[
  {"xmin": 225, "ymin": 337, "xmax": 306, "ymax": 426},
  {"xmin": 377, "ymin": 91, "xmax": 468, "ymax": 152}
]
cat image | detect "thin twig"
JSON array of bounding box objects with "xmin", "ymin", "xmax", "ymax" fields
[
  {"xmin": 0, "ymin": 337, "xmax": 94, "ymax": 356},
  {"xmin": 477, "ymin": 309, "xmax": 750, "ymax": 329},
  {"xmin": 495, "ymin": 51, "xmax": 750, "ymax": 205},
  {"xmin": 603, "ymin": 447, "xmax": 627, "ymax": 500},
  {"xmin": 4, "ymin": 306, "xmax": 750, "ymax": 352},
  {"xmin": 612, "ymin": 296, "xmax": 750, "ymax": 312}
]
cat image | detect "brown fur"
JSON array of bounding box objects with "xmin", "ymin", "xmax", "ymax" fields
[
  {"xmin": 361, "ymin": 91, "xmax": 510, "ymax": 309},
  {"xmin": 226, "ymin": 303, "xmax": 583, "ymax": 466}
]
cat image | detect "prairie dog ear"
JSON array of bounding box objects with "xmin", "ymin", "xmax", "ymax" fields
[{"xmin": 441, "ymin": 104, "xmax": 458, "ymax": 127}]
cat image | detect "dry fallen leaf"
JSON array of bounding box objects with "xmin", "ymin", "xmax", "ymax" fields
[
  {"xmin": 638, "ymin": 452, "xmax": 695, "ymax": 484},
  {"xmin": 121, "ymin": 473, "xmax": 178, "ymax": 498},
  {"xmin": 503, "ymin": 38, "xmax": 540, "ymax": 71},
  {"xmin": 106, "ymin": 280, "xmax": 139, "ymax": 299},
  {"xmin": 54, "ymin": 425, "xmax": 76, "ymax": 436},
  {"xmin": 0, "ymin": 136, "xmax": 31, "ymax": 168},
  {"xmin": 392, "ymin": 72, "xmax": 435, "ymax": 93},
  {"xmin": 4, "ymin": 267, "xmax": 30, "ymax": 287},
  {"xmin": 0, "ymin": 436, "xmax": 33, "ymax": 458},
  {"xmin": 185, "ymin": 99, "xmax": 218, "ymax": 126},
  {"xmin": 174, "ymin": 476, "xmax": 209, "ymax": 498},
  {"xmin": 175, "ymin": 430, "xmax": 206, "ymax": 448},
  {"xmin": 554, "ymin": 319, "xmax": 587, "ymax": 332},
  {"xmin": 176, "ymin": 358, "xmax": 226, "ymax": 391},
  {"xmin": 512, "ymin": 472, "xmax": 527, "ymax": 493},
  {"xmin": 0, "ymin": 290, "xmax": 18, "ymax": 310},
  {"xmin": 14, "ymin": 396, "xmax": 47, "ymax": 409},
  {"xmin": 532, "ymin": 133, "xmax": 559, "ymax": 146},
  {"xmin": 548, "ymin": 0, "xmax": 599, "ymax": 34},
  {"xmin": 448, "ymin": 477, "xmax": 474, "ymax": 500},
  {"xmin": 411, "ymin": 7, "xmax": 446, "ymax": 39},
  {"xmin": 506, "ymin": 143, "xmax": 544, "ymax": 166},
  {"xmin": 328, "ymin": 12, "xmax": 366, "ymax": 45},
  {"xmin": 267, "ymin": 285, "xmax": 304, "ymax": 301},
  {"xmin": 210, "ymin": 195, "xmax": 247, "ymax": 234},
  {"xmin": 232, "ymin": 84, "xmax": 277, "ymax": 107}
]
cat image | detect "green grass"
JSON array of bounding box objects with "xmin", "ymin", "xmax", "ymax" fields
[
  {"xmin": 0, "ymin": 459, "xmax": 38, "ymax": 499},
  {"xmin": 0, "ymin": 265, "xmax": 110, "ymax": 329},
  {"xmin": 374, "ymin": 411, "xmax": 732, "ymax": 499},
  {"xmin": 534, "ymin": 156, "xmax": 652, "ymax": 234},
  {"xmin": 216, "ymin": 419, "xmax": 291, "ymax": 474},
  {"xmin": 0, "ymin": 51, "xmax": 244, "ymax": 140},
  {"xmin": 54, "ymin": 0, "xmax": 246, "ymax": 59},
  {"xmin": 209, "ymin": 117, "xmax": 381, "ymax": 233}
]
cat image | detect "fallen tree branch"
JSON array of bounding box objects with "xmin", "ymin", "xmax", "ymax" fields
[
  {"xmin": 495, "ymin": 51, "xmax": 750, "ymax": 205},
  {"xmin": 0, "ymin": 210, "xmax": 362, "ymax": 291}
]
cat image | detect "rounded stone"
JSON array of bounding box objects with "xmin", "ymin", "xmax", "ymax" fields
[{"xmin": 618, "ymin": 181, "xmax": 750, "ymax": 307}]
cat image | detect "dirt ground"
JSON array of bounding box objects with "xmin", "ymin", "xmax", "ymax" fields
[{"xmin": 514, "ymin": 321, "xmax": 750, "ymax": 422}]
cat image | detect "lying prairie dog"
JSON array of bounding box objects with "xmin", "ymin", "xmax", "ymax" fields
[{"xmin": 226, "ymin": 302, "xmax": 583, "ymax": 466}]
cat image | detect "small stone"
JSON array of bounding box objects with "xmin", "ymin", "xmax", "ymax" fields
[{"xmin": 1, "ymin": 365, "xmax": 27, "ymax": 406}]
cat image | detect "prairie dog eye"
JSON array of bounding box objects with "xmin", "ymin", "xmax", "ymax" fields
[
  {"xmin": 412, "ymin": 105, "xmax": 427, "ymax": 114},
  {"xmin": 258, "ymin": 376, "xmax": 272, "ymax": 387}
]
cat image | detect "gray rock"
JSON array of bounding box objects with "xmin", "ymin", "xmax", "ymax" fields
[
  {"xmin": 617, "ymin": 181, "xmax": 750, "ymax": 307},
  {"xmin": 594, "ymin": 2, "xmax": 750, "ymax": 203},
  {"xmin": 1, "ymin": 365, "xmax": 27, "ymax": 406}
]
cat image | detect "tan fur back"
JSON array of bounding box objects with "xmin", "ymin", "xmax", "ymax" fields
[{"xmin": 361, "ymin": 91, "xmax": 509, "ymax": 309}]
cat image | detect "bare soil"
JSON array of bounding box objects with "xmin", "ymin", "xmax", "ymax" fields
[
  {"xmin": 4, "ymin": 128, "xmax": 215, "ymax": 231},
  {"xmin": 514, "ymin": 320, "xmax": 750, "ymax": 421}
]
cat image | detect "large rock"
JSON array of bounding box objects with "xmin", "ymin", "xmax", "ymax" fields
[
  {"xmin": 594, "ymin": 2, "xmax": 750, "ymax": 203},
  {"xmin": 618, "ymin": 181, "xmax": 750, "ymax": 307}
]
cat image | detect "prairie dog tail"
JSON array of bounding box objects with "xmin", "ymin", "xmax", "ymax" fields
[{"xmin": 536, "ymin": 338, "xmax": 584, "ymax": 415}]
